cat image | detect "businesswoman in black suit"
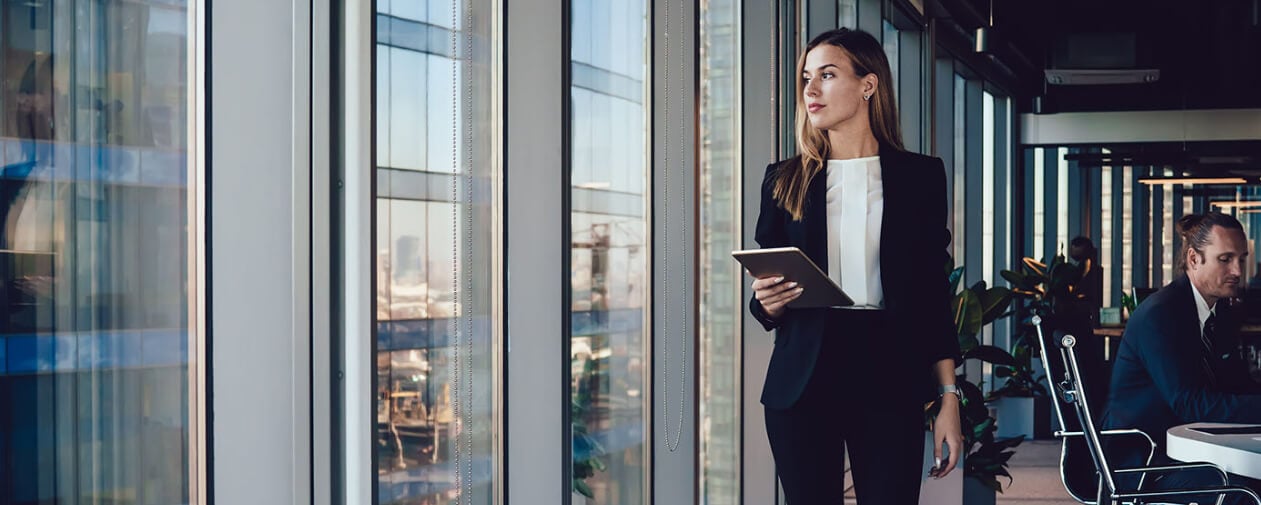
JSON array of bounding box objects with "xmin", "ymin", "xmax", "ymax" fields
[{"xmin": 748, "ymin": 28, "xmax": 962, "ymax": 503}]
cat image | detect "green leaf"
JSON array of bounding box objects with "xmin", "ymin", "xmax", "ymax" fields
[
  {"xmin": 575, "ymin": 480, "xmax": 595, "ymax": 498},
  {"xmin": 979, "ymin": 287, "xmax": 1014, "ymax": 324},
  {"xmin": 954, "ymin": 290, "xmax": 983, "ymax": 337},
  {"xmin": 1000, "ymin": 268, "xmax": 1024, "ymax": 286},
  {"xmin": 948, "ymin": 266, "xmax": 965, "ymax": 295},
  {"xmin": 958, "ymin": 333, "xmax": 980, "ymax": 354},
  {"xmin": 968, "ymin": 280, "xmax": 989, "ymax": 299}
]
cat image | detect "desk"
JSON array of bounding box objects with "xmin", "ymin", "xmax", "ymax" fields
[
  {"xmin": 1167, "ymin": 423, "xmax": 1261, "ymax": 480},
  {"xmin": 1095, "ymin": 325, "xmax": 1261, "ymax": 339}
]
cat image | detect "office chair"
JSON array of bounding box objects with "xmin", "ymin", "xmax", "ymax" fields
[{"xmin": 1040, "ymin": 318, "xmax": 1261, "ymax": 505}]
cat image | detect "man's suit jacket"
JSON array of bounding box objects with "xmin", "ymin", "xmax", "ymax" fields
[
  {"xmin": 748, "ymin": 144, "xmax": 959, "ymax": 410},
  {"xmin": 1103, "ymin": 274, "xmax": 1261, "ymax": 461}
]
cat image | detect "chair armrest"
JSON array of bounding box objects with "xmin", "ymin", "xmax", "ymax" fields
[
  {"xmin": 1058, "ymin": 428, "xmax": 1161, "ymax": 490},
  {"xmin": 1115, "ymin": 485, "xmax": 1261, "ymax": 505},
  {"xmin": 1056, "ymin": 428, "xmax": 1156, "ymax": 450},
  {"xmin": 1115, "ymin": 462, "xmax": 1230, "ymax": 486}
]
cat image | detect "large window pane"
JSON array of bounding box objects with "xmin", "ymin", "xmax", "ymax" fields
[
  {"xmin": 373, "ymin": 1, "xmax": 499, "ymax": 503},
  {"xmin": 982, "ymin": 92, "xmax": 994, "ymax": 286},
  {"xmin": 570, "ymin": 0, "xmax": 650, "ymax": 503},
  {"xmin": 1033, "ymin": 148, "xmax": 1045, "ymax": 259},
  {"xmin": 1102, "ymin": 162, "xmax": 1114, "ymax": 304},
  {"xmin": 0, "ymin": 0, "xmax": 196, "ymax": 502},
  {"xmin": 699, "ymin": 0, "xmax": 740, "ymax": 503},
  {"xmin": 953, "ymin": 74, "xmax": 966, "ymax": 263}
]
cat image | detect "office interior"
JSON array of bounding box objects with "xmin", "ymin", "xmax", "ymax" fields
[{"xmin": 0, "ymin": 0, "xmax": 1258, "ymax": 503}]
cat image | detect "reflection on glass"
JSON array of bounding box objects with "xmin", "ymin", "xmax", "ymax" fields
[
  {"xmin": 373, "ymin": 1, "xmax": 498, "ymax": 503},
  {"xmin": 0, "ymin": 0, "xmax": 194, "ymax": 502},
  {"xmin": 699, "ymin": 0, "xmax": 740, "ymax": 503},
  {"xmin": 570, "ymin": 0, "xmax": 650, "ymax": 503}
]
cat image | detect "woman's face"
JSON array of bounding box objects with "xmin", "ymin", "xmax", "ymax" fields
[{"xmin": 801, "ymin": 44, "xmax": 875, "ymax": 131}]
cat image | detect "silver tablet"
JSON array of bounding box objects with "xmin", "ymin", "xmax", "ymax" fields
[{"xmin": 732, "ymin": 246, "xmax": 854, "ymax": 309}]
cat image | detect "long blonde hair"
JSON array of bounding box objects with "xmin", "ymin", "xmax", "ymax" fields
[{"xmin": 774, "ymin": 28, "xmax": 902, "ymax": 221}]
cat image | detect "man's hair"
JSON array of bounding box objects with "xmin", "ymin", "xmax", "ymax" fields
[
  {"xmin": 1177, "ymin": 212, "xmax": 1244, "ymax": 272},
  {"xmin": 1068, "ymin": 236, "xmax": 1095, "ymax": 260}
]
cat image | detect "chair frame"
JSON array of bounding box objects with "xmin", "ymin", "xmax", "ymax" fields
[{"xmin": 1031, "ymin": 316, "xmax": 1261, "ymax": 505}]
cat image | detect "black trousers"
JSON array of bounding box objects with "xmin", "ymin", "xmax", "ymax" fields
[{"xmin": 764, "ymin": 310, "xmax": 927, "ymax": 505}]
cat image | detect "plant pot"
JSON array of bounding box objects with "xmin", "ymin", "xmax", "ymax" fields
[
  {"xmin": 963, "ymin": 477, "xmax": 997, "ymax": 505},
  {"xmin": 918, "ymin": 431, "xmax": 963, "ymax": 505},
  {"xmin": 993, "ymin": 396, "xmax": 1053, "ymax": 440},
  {"xmin": 572, "ymin": 491, "xmax": 588, "ymax": 505}
]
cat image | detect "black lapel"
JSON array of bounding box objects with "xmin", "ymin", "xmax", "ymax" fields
[
  {"xmin": 878, "ymin": 144, "xmax": 902, "ymax": 296},
  {"xmin": 805, "ymin": 166, "xmax": 828, "ymax": 274}
]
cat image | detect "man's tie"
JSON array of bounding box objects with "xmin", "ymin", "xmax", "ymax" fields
[{"xmin": 1201, "ymin": 313, "xmax": 1222, "ymax": 387}]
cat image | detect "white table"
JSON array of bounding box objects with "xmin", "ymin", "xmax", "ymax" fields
[{"xmin": 1167, "ymin": 423, "xmax": 1261, "ymax": 480}]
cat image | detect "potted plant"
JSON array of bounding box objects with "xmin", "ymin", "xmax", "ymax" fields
[
  {"xmin": 987, "ymin": 329, "xmax": 1053, "ymax": 440},
  {"xmin": 1002, "ymin": 254, "xmax": 1111, "ymax": 495},
  {"xmin": 1001, "ymin": 255, "xmax": 1093, "ymax": 439},
  {"xmin": 925, "ymin": 258, "xmax": 1025, "ymax": 505}
]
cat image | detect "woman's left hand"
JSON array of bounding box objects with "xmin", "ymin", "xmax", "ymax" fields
[{"xmin": 930, "ymin": 394, "xmax": 963, "ymax": 479}]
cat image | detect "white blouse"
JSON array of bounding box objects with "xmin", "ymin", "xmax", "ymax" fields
[{"xmin": 825, "ymin": 156, "xmax": 884, "ymax": 309}]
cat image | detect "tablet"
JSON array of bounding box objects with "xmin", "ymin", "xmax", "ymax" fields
[{"xmin": 732, "ymin": 247, "xmax": 854, "ymax": 309}]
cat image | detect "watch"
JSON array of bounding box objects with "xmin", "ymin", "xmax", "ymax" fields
[{"xmin": 938, "ymin": 384, "xmax": 961, "ymax": 400}]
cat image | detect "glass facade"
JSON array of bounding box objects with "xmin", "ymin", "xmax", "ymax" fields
[
  {"xmin": 569, "ymin": 0, "xmax": 650, "ymax": 503},
  {"xmin": 698, "ymin": 0, "xmax": 740, "ymax": 502},
  {"xmin": 0, "ymin": 0, "xmax": 196, "ymax": 502},
  {"xmin": 373, "ymin": 0, "xmax": 499, "ymax": 503}
]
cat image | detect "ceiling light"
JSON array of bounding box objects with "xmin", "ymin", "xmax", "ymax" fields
[
  {"xmin": 1210, "ymin": 201, "xmax": 1261, "ymax": 209},
  {"xmin": 1137, "ymin": 177, "xmax": 1249, "ymax": 186}
]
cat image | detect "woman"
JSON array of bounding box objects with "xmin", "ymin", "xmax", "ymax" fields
[{"xmin": 748, "ymin": 27, "xmax": 962, "ymax": 503}]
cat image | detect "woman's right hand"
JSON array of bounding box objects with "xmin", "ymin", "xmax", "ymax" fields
[{"xmin": 750, "ymin": 274, "xmax": 803, "ymax": 319}]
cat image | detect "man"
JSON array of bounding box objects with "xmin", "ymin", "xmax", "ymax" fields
[
  {"xmin": 1103, "ymin": 212, "xmax": 1260, "ymax": 502},
  {"xmin": 1068, "ymin": 236, "xmax": 1104, "ymax": 326}
]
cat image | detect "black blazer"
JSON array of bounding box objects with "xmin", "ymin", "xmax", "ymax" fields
[
  {"xmin": 1102, "ymin": 274, "xmax": 1261, "ymax": 462},
  {"xmin": 749, "ymin": 144, "xmax": 959, "ymax": 410}
]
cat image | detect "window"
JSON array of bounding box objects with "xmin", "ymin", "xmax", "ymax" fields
[
  {"xmin": 699, "ymin": 0, "xmax": 741, "ymax": 502},
  {"xmin": 1163, "ymin": 173, "xmax": 1174, "ymax": 283},
  {"xmin": 1101, "ymin": 163, "xmax": 1113, "ymax": 304},
  {"xmin": 882, "ymin": 20, "xmax": 899, "ymax": 92},
  {"xmin": 1122, "ymin": 165, "xmax": 1134, "ymax": 300},
  {"xmin": 569, "ymin": 0, "xmax": 651, "ymax": 503},
  {"xmin": 1033, "ymin": 148, "xmax": 1045, "ymax": 260},
  {"xmin": 0, "ymin": 0, "xmax": 198, "ymax": 502},
  {"xmin": 838, "ymin": 0, "xmax": 857, "ymax": 28},
  {"xmin": 373, "ymin": 0, "xmax": 500, "ymax": 502},
  {"xmin": 982, "ymin": 92, "xmax": 994, "ymax": 286},
  {"xmin": 1057, "ymin": 148, "xmax": 1069, "ymax": 255},
  {"xmin": 952, "ymin": 74, "xmax": 966, "ymax": 263}
]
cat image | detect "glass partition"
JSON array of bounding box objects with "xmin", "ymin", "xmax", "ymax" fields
[{"xmin": 0, "ymin": 0, "xmax": 198, "ymax": 502}]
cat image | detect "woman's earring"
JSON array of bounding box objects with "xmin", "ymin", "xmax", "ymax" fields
[{"xmin": 863, "ymin": 94, "xmax": 872, "ymax": 101}]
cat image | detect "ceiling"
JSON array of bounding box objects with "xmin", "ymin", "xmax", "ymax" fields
[{"xmin": 939, "ymin": 0, "xmax": 1261, "ymax": 114}]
